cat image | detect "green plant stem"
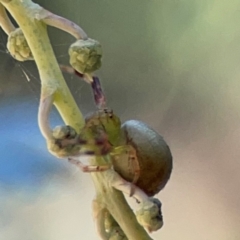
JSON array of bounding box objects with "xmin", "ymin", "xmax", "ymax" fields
[
  {"xmin": 1, "ymin": 0, "xmax": 153, "ymax": 239},
  {"xmin": 1, "ymin": 0, "xmax": 84, "ymax": 131},
  {"xmin": 0, "ymin": 3, "xmax": 15, "ymax": 34},
  {"xmin": 92, "ymin": 157, "xmax": 153, "ymax": 240}
]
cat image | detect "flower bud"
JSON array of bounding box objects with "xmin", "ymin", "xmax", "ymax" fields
[
  {"xmin": 7, "ymin": 28, "xmax": 33, "ymax": 61},
  {"xmin": 69, "ymin": 38, "xmax": 102, "ymax": 74},
  {"xmin": 136, "ymin": 198, "xmax": 163, "ymax": 232}
]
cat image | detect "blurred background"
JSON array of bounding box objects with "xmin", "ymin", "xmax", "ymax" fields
[{"xmin": 0, "ymin": 0, "xmax": 240, "ymax": 239}]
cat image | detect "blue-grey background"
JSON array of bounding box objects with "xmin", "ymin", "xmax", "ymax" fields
[{"xmin": 0, "ymin": 0, "xmax": 240, "ymax": 239}]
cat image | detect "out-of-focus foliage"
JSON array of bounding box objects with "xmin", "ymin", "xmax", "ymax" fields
[{"xmin": 0, "ymin": 0, "xmax": 240, "ymax": 239}]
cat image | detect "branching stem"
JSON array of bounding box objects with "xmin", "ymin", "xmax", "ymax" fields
[
  {"xmin": 1, "ymin": 0, "xmax": 85, "ymax": 132},
  {"xmin": 0, "ymin": 3, "xmax": 15, "ymax": 34},
  {"xmin": 35, "ymin": 9, "xmax": 88, "ymax": 40},
  {"xmin": 0, "ymin": 0, "xmax": 154, "ymax": 239}
]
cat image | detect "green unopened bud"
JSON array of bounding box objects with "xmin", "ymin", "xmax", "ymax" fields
[
  {"xmin": 47, "ymin": 139, "xmax": 81, "ymax": 158},
  {"xmin": 7, "ymin": 28, "xmax": 33, "ymax": 61},
  {"xmin": 68, "ymin": 38, "xmax": 102, "ymax": 74},
  {"xmin": 136, "ymin": 198, "xmax": 163, "ymax": 232},
  {"xmin": 52, "ymin": 125, "xmax": 77, "ymax": 139}
]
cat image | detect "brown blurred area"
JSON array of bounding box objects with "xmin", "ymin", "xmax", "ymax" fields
[{"xmin": 0, "ymin": 0, "xmax": 240, "ymax": 239}]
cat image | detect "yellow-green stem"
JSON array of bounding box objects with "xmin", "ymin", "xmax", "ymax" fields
[
  {"xmin": 91, "ymin": 157, "xmax": 153, "ymax": 240},
  {"xmin": 92, "ymin": 173, "xmax": 153, "ymax": 240},
  {"xmin": 1, "ymin": 0, "xmax": 84, "ymax": 131},
  {"xmin": 0, "ymin": 3, "xmax": 15, "ymax": 34}
]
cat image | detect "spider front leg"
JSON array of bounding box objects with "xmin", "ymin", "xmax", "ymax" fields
[
  {"xmin": 111, "ymin": 145, "xmax": 141, "ymax": 196},
  {"xmin": 68, "ymin": 156, "xmax": 111, "ymax": 173}
]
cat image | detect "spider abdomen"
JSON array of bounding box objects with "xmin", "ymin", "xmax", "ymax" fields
[{"xmin": 114, "ymin": 120, "xmax": 173, "ymax": 197}]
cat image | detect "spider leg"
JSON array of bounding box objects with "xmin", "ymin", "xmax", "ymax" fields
[
  {"xmin": 91, "ymin": 76, "xmax": 106, "ymax": 109},
  {"xmin": 127, "ymin": 146, "xmax": 141, "ymax": 197},
  {"xmin": 60, "ymin": 65, "xmax": 106, "ymax": 109},
  {"xmin": 108, "ymin": 168, "xmax": 148, "ymax": 203},
  {"xmin": 68, "ymin": 157, "xmax": 111, "ymax": 172},
  {"xmin": 111, "ymin": 145, "xmax": 141, "ymax": 197}
]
